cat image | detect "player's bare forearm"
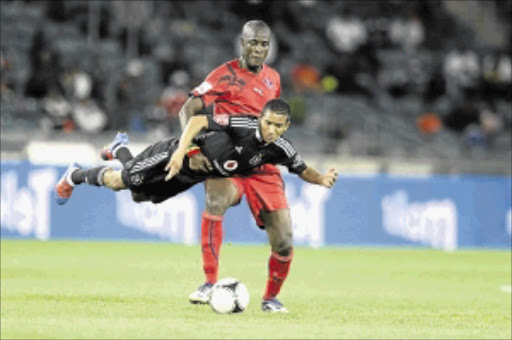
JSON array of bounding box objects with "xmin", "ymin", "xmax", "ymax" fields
[
  {"xmin": 299, "ymin": 166, "xmax": 338, "ymax": 188},
  {"xmin": 165, "ymin": 115, "xmax": 209, "ymax": 181},
  {"xmin": 178, "ymin": 115, "xmax": 208, "ymax": 150},
  {"xmin": 179, "ymin": 96, "xmax": 204, "ymax": 130}
]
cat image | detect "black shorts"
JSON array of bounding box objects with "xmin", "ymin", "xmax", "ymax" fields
[{"xmin": 121, "ymin": 137, "xmax": 205, "ymax": 204}]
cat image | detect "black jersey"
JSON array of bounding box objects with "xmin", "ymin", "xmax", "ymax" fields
[
  {"xmin": 192, "ymin": 115, "xmax": 307, "ymax": 177},
  {"xmin": 121, "ymin": 115, "xmax": 307, "ymax": 204}
]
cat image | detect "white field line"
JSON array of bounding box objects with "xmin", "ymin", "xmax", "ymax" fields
[{"xmin": 500, "ymin": 285, "xmax": 512, "ymax": 293}]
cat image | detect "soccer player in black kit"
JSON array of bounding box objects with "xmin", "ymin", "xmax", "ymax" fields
[{"xmin": 55, "ymin": 99, "xmax": 338, "ymax": 217}]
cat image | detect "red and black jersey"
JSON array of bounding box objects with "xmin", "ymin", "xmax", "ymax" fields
[
  {"xmin": 192, "ymin": 115, "xmax": 307, "ymax": 177},
  {"xmin": 190, "ymin": 59, "xmax": 281, "ymax": 117}
]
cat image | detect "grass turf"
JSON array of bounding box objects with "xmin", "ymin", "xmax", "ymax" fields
[{"xmin": 1, "ymin": 240, "xmax": 510, "ymax": 339}]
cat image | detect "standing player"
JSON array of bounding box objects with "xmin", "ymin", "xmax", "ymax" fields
[{"xmin": 179, "ymin": 20, "xmax": 297, "ymax": 313}]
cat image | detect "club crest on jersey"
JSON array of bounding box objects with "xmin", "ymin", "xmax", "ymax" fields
[
  {"xmin": 263, "ymin": 78, "xmax": 273, "ymax": 89},
  {"xmin": 249, "ymin": 154, "xmax": 262, "ymax": 166},
  {"xmin": 223, "ymin": 160, "xmax": 238, "ymax": 171}
]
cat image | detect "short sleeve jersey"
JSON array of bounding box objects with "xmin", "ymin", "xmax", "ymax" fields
[
  {"xmin": 190, "ymin": 59, "xmax": 281, "ymax": 117},
  {"xmin": 191, "ymin": 116, "xmax": 307, "ymax": 177}
]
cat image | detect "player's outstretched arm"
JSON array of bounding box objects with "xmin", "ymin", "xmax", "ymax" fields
[
  {"xmin": 178, "ymin": 96, "xmax": 212, "ymax": 172},
  {"xmin": 165, "ymin": 115, "xmax": 209, "ymax": 181},
  {"xmin": 298, "ymin": 166, "xmax": 338, "ymax": 188}
]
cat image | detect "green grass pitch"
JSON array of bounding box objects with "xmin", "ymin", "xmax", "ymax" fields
[{"xmin": 1, "ymin": 240, "xmax": 510, "ymax": 339}]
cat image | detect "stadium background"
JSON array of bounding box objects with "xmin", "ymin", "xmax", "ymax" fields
[
  {"xmin": 1, "ymin": 0, "xmax": 510, "ymax": 248},
  {"xmin": 0, "ymin": 1, "xmax": 511, "ymax": 338}
]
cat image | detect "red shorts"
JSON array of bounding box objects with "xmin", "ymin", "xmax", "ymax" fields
[{"xmin": 229, "ymin": 164, "xmax": 288, "ymax": 227}]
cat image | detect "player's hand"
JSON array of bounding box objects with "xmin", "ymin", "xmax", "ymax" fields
[
  {"xmin": 165, "ymin": 149, "xmax": 186, "ymax": 181},
  {"xmin": 320, "ymin": 168, "xmax": 338, "ymax": 188},
  {"xmin": 188, "ymin": 152, "xmax": 213, "ymax": 172}
]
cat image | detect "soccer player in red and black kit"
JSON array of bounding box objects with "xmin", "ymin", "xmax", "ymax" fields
[{"xmin": 180, "ymin": 20, "xmax": 299, "ymax": 312}]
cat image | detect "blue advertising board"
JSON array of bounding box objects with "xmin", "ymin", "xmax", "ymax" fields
[{"xmin": 1, "ymin": 161, "xmax": 511, "ymax": 250}]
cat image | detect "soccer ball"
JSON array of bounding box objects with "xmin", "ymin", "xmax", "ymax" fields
[{"xmin": 209, "ymin": 277, "xmax": 249, "ymax": 314}]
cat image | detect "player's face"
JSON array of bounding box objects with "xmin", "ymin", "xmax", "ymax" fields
[
  {"xmin": 259, "ymin": 110, "xmax": 290, "ymax": 143},
  {"xmin": 240, "ymin": 29, "xmax": 270, "ymax": 70}
]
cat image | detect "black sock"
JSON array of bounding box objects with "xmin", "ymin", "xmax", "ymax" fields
[
  {"xmin": 71, "ymin": 166, "xmax": 108, "ymax": 186},
  {"xmin": 70, "ymin": 168, "xmax": 87, "ymax": 185},
  {"xmin": 115, "ymin": 147, "xmax": 133, "ymax": 167}
]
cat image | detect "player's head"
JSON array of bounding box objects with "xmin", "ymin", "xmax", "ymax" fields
[
  {"xmin": 240, "ymin": 20, "xmax": 271, "ymax": 72},
  {"xmin": 259, "ymin": 99, "xmax": 291, "ymax": 143}
]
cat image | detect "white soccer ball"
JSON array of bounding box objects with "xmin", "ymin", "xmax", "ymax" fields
[{"xmin": 210, "ymin": 277, "xmax": 250, "ymax": 314}]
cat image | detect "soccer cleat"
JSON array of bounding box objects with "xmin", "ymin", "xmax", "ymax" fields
[
  {"xmin": 55, "ymin": 162, "xmax": 81, "ymax": 205},
  {"xmin": 261, "ymin": 298, "xmax": 288, "ymax": 313},
  {"xmin": 189, "ymin": 283, "xmax": 214, "ymax": 304},
  {"xmin": 100, "ymin": 132, "xmax": 129, "ymax": 161}
]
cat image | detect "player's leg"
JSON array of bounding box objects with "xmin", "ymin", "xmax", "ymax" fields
[
  {"xmin": 100, "ymin": 131, "xmax": 133, "ymax": 166},
  {"xmin": 55, "ymin": 164, "xmax": 126, "ymax": 205},
  {"xmin": 189, "ymin": 177, "xmax": 242, "ymax": 304},
  {"xmin": 260, "ymin": 208, "xmax": 293, "ymax": 313},
  {"xmin": 242, "ymin": 171, "xmax": 292, "ymax": 313}
]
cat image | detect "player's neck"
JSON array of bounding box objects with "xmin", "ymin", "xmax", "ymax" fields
[{"xmin": 239, "ymin": 57, "xmax": 262, "ymax": 74}]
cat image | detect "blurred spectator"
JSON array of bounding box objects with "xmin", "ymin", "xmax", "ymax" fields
[
  {"xmin": 287, "ymin": 96, "xmax": 307, "ymax": 125},
  {"xmin": 443, "ymin": 101, "xmax": 480, "ymax": 133},
  {"xmin": 0, "ymin": 49, "xmax": 14, "ymax": 97},
  {"xmin": 324, "ymin": 55, "xmax": 374, "ymax": 98},
  {"xmin": 159, "ymin": 69, "xmax": 190, "ymax": 132},
  {"xmin": 24, "ymin": 29, "xmax": 63, "ymax": 98},
  {"xmin": 416, "ymin": 112, "xmax": 443, "ymax": 134},
  {"xmin": 320, "ymin": 113, "xmax": 350, "ymax": 154},
  {"xmin": 443, "ymin": 48, "xmax": 480, "ymax": 98},
  {"xmin": 41, "ymin": 92, "xmax": 73, "ymax": 131},
  {"xmin": 291, "ymin": 60, "xmax": 321, "ymax": 93},
  {"xmin": 481, "ymin": 51, "xmax": 511, "ymax": 101},
  {"xmin": 113, "ymin": 59, "xmax": 148, "ymax": 131},
  {"xmin": 326, "ymin": 12, "xmax": 367, "ymax": 54},
  {"xmin": 71, "ymin": 99, "xmax": 108, "ymax": 134},
  {"xmin": 389, "ymin": 13, "xmax": 425, "ymax": 50},
  {"xmin": 443, "ymin": 100, "xmax": 504, "ymax": 149}
]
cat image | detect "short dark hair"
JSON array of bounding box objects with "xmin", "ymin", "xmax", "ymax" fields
[{"xmin": 262, "ymin": 99, "xmax": 291, "ymax": 121}]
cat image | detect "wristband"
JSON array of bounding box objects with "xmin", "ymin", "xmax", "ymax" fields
[{"xmin": 186, "ymin": 144, "xmax": 201, "ymax": 157}]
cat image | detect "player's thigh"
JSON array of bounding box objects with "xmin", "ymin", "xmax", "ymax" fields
[
  {"xmin": 103, "ymin": 169, "xmax": 126, "ymax": 190},
  {"xmin": 260, "ymin": 208, "xmax": 292, "ymax": 235},
  {"xmin": 204, "ymin": 177, "xmax": 240, "ymax": 215}
]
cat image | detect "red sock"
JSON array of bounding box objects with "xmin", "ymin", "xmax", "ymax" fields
[
  {"xmin": 201, "ymin": 212, "xmax": 223, "ymax": 284},
  {"xmin": 263, "ymin": 249, "xmax": 293, "ymax": 300}
]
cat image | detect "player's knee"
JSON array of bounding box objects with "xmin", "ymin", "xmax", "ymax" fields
[{"xmin": 275, "ymin": 234, "xmax": 293, "ymax": 257}]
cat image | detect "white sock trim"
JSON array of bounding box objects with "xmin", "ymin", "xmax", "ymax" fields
[
  {"xmin": 112, "ymin": 145, "xmax": 128, "ymax": 159},
  {"xmin": 66, "ymin": 167, "xmax": 77, "ymax": 187}
]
